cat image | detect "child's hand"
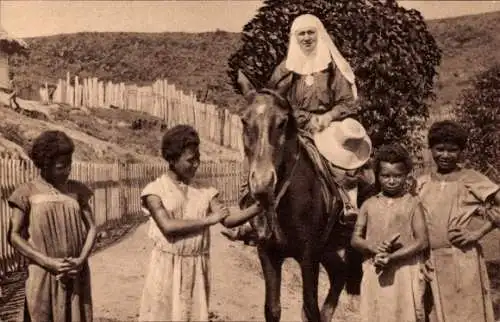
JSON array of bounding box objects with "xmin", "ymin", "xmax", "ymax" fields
[
  {"xmin": 206, "ymin": 210, "xmax": 230, "ymax": 226},
  {"xmin": 43, "ymin": 257, "xmax": 74, "ymax": 275},
  {"xmin": 375, "ymin": 233, "xmax": 400, "ymax": 254},
  {"xmin": 53, "ymin": 257, "xmax": 84, "ymax": 280},
  {"xmin": 449, "ymin": 227, "xmax": 481, "ymax": 248},
  {"xmin": 376, "ymin": 241, "xmax": 392, "ymax": 254},
  {"xmin": 63, "ymin": 257, "xmax": 84, "ymax": 270},
  {"xmin": 56, "ymin": 268, "xmax": 80, "ymax": 282},
  {"xmin": 374, "ymin": 252, "xmax": 390, "ymax": 269},
  {"xmin": 420, "ymin": 259, "xmax": 434, "ymax": 282}
]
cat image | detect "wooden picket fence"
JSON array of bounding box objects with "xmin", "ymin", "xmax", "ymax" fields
[
  {"xmin": 41, "ymin": 73, "xmax": 244, "ymax": 152},
  {"xmin": 0, "ymin": 157, "xmax": 245, "ymax": 276}
]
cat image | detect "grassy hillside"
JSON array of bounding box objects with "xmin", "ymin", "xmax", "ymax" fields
[
  {"xmin": 10, "ymin": 31, "xmax": 245, "ymax": 111},
  {"xmin": 0, "ymin": 95, "xmax": 241, "ymax": 162},
  {"xmin": 428, "ymin": 10, "xmax": 500, "ymax": 110},
  {"xmin": 9, "ymin": 10, "xmax": 500, "ymax": 117}
]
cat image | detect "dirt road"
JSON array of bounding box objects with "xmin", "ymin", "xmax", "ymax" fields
[{"xmin": 90, "ymin": 220, "xmax": 361, "ymax": 322}]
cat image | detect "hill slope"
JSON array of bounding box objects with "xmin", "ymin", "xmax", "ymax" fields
[
  {"xmin": 10, "ymin": 10, "xmax": 500, "ymax": 116},
  {"xmin": 11, "ymin": 31, "xmax": 244, "ymax": 111},
  {"xmin": 0, "ymin": 94, "xmax": 241, "ymax": 162},
  {"xmin": 429, "ymin": 11, "xmax": 500, "ymax": 109}
]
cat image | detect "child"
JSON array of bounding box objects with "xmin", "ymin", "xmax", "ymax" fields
[
  {"xmin": 8, "ymin": 71, "xmax": 20, "ymax": 111},
  {"xmin": 416, "ymin": 120, "xmax": 500, "ymax": 322},
  {"xmin": 138, "ymin": 124, "xmax": 262, "ymax": 322},
  {"xmin": 8, "ymin": 130, "xmax": 96, "ymax": 322},
  {"xmin": 351, "ymin": 143, "xmax": 429, "ymax": 322}
]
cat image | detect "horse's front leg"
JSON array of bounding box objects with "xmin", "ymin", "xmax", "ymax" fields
[
  {"xmin": 299, "ymin": 256, "xmax": 321, "ymax": 322},
  {"xmin": 258, "ymin": 246, "xmax": 284, "ymax": 322},
  {"xmin": 320, "ymin": 249, "xmax": 349, "ymax": 322}
]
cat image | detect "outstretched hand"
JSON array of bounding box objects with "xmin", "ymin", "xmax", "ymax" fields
[{"xmin": 206, "ymin": 209, "xmax": 230, "ymax": 226}]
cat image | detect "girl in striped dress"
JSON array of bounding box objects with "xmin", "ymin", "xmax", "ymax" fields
[
  {"xmin": 138, "ymin": 125, "xmax": 262, "ymax": 321},
  {"xmin": 8, "ymin": 130, "xmax": 97, "ymax": 322}
]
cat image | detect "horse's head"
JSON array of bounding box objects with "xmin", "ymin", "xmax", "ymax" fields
[{"xmin": 236, "ymin": 70, "xmax": 295, "ymax": 201}]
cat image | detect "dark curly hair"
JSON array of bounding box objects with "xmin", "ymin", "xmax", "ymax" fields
[
  {"xmin": 29, "ymin": 131, "xmax": 75, "ymax": 169},
  {"xmin": 373, "ymin": 143, "xmax": 413, "ymax": 177},
  {"xmin": 428, "ymin": 120, "xmax": 468, "ymax": 150},
  {"xmin": 161, "ymin": 125, "xmax": 200, "ymax": 163}
]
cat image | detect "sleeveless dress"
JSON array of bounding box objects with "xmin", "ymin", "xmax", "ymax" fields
[
  {"xmin": 417, "ymin": 169, "xmax": 499, "ymax": 322},
  {"xmin": 359, "ymin": 193, "xmax": 426, "ymax": 322},
  {"xmin": 8, "ymin": 177, "xmax": 93, "ymax": 322},
  {"xmin": 138, "ymin": 174, "xmax": 218, "ymax": 321}
]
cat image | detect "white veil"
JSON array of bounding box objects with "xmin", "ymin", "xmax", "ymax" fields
[{"xmin": 285, "ymin": 14, "xmax": 358, "ymax": 99}]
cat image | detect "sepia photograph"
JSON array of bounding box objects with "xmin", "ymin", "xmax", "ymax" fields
[{"xmin": 0, "ymin": 0, "xmax": 499, "ymax": 321}]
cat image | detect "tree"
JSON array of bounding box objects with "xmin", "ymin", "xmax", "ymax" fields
[
  {"xmin": 454, "ymin": 64, "xmax": 500, "ymax": 175},
  {"xmin": 227, "ymin": 0, "xmax": 441, "ymax": 154}
]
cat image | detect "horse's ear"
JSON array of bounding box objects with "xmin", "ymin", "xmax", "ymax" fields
[
  {"xmin": 273, "ymin": 72, "xmax": 294, "ymax": 100},
  {"xmin": 237, "ymin": 70, "xmax": 257, "ymax": 103}
]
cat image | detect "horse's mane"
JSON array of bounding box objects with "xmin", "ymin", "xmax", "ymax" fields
[{"xmin": 257, "ymin": 88, "xmax": 291, "ymax": 112}]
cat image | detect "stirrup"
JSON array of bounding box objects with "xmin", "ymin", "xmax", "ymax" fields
[{"xmin": 339, "ymin": 205, "xmax": 359, "ymax": 226}]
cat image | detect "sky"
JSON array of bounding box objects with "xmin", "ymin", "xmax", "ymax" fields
[{"xmin": 1, "ymin": 1, "xmax": 500, "ymax": 38}]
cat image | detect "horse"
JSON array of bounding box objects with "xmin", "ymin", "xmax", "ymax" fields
[{"xmin": 235, "ymin": 69, "xmax": 368, "ymax": 322}]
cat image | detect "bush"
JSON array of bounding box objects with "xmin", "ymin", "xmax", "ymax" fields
[
  {"xmin": 130, "ymin": 118, "xmax": 166, "ymax": 131},
  {"xmin": 228, "ymin": 0, "xmax": 441, "ymax": 154},
  {"xmin": 454, "ymin": 64, "xmax": 500, "ymax": 173},
  {"xmin": 0, "ymin": 123, "xmax": 27, "ymax": 148}
]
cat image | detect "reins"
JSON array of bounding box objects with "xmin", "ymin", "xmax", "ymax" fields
[{"xmin": 273, "ymin": 147, "xmax": 300, "ymax": 209}]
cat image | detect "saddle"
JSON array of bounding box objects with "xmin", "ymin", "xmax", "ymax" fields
[{"xmin": 297, "ymin": 132, "xmax": 353, "ymax": 223}]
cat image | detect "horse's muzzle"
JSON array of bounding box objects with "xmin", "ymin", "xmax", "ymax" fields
[{"xmin": 248, "ymin": 167, "xmax": 277, "ymax": 197}]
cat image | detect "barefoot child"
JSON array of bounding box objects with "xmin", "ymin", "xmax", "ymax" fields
[
  {"xmin": 416, "ymin": 121, "xmax": 500, "ymax": 322},
  {"xmin": 351, "ymin": 143, "xmax": 429, "ymax": 322},
  {"xmin": 8, "ymin": 130, "xmax": 96, "ymax": 322},
  {"xmin": 138, "ymin": 125, "xmax": 262, "ymax": 322}
]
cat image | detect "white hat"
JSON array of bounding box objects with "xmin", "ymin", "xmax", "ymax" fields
[{"xmin": 313, "ymin": 118, "xmax": 372, "ymax": 170}]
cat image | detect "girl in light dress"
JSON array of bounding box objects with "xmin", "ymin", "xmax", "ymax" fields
[
  {"xmin": 351, "ymin": 143, "xmax": 429, "ymax": 322},
  {"xmin": 416, "ymin": 120, "xmax": 500, "ymax": 322},
  {"xmin": 138, "ymin": 124, "xmax": 262, "ymax": 322},
  {"xmin": 8, "ymin": 130, "xmax": 97, "ymax": 322}
]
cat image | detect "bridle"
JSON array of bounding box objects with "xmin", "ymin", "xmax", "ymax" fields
[{"xmin": 256, "ymin": 88, "xmax": 301, "ymax": 210}]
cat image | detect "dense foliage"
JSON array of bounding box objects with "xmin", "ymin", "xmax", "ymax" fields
[
  {"xmin": 228, "ymin": 0, "xmax": 442, "ymax": 153},
  {"xmin": 454, "ymin": 64, "xmax": 500, "ymax": 175}
]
